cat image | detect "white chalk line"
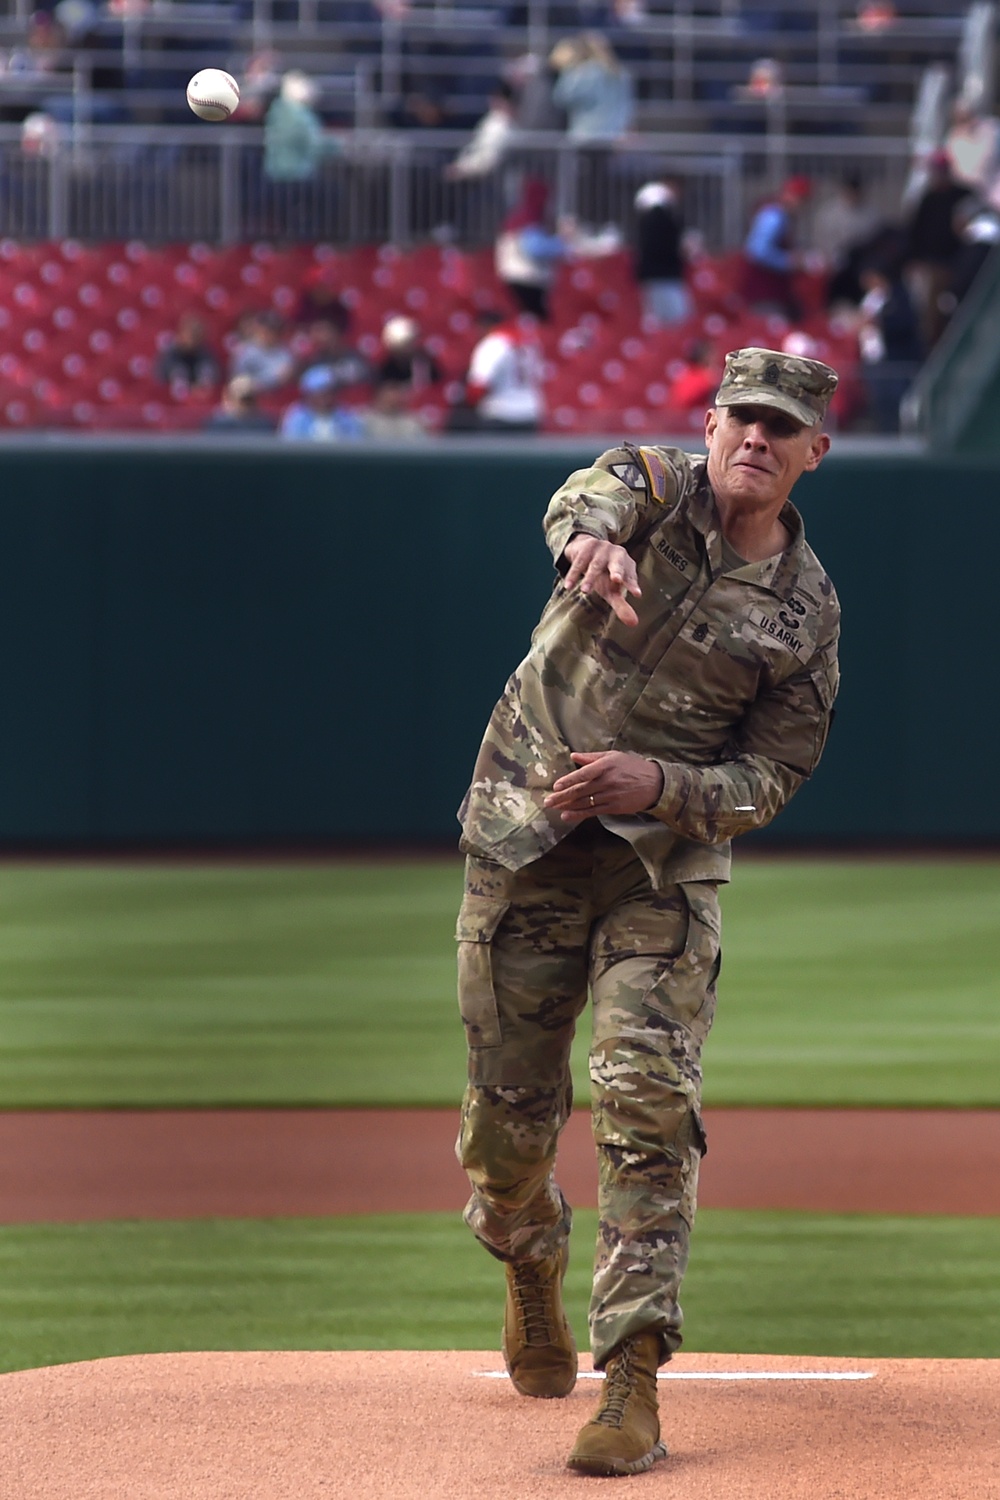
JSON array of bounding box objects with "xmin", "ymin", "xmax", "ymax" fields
[{"xmin": 473, "ymin": 1370, "xmax": 875, "ymax": 1382}]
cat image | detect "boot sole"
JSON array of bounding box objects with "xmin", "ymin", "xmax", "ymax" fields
[
  {"xmin": 566, "ymin": 1439, "xmax": 669, "ymax": 1477},
  {"xmin": 505, "ymin": 1368, "xmax": 578, "ymax": 1398}
]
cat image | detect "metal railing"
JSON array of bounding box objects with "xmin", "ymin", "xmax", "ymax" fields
[
  {"xmin": 901, "ymin": 245, "xmax": 1000, "ymax": 447},
  {"xmin": 0, "ymin": 124, "xmax": 913, "ymax": 247}
]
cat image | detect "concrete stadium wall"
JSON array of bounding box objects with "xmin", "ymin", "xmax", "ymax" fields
[{"xmin": 0, "ymin": 441, "xmax": 992, "ymax": 847}]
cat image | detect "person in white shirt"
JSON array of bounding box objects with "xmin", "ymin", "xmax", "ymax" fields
[
  {"xmin": 459, "ymin": 311, "xmax": 545, "ymax": 433},
  {"xmin": 445, "ymin": 83, "xmax": 517, "ymax": 181},
  {"xmin": 944, "ymin": 99, "xmax": 1000, "ymax": 199}
]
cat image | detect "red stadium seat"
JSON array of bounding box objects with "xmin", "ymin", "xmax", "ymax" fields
[
  {"xmin": 0, "ymin": 236, "xmax": 865, "ymax": 435},
  {"xmin": 0, "ymin": 394, "xmax": 41, "ymax": 427}
]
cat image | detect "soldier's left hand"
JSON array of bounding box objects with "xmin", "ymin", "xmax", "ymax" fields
[{"xmin": 543, "ymin": 751, "xmax": 665, "ymax": 822}]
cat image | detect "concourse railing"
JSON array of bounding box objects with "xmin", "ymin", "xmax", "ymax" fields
[{"xmin": 0, "ymin": 124, "xmax": 912, "ymax": 247}]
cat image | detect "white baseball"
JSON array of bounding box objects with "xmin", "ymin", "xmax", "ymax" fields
[{"xmin": 186, "ymin": 69, "xmax": 240, "ymax": 122}]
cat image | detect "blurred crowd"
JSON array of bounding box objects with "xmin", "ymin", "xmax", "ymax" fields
[
  {"xmin": 132, "ymin": 116, "xmax": 1000, "ymax": 441},
  {"xmin": 152, "ymin": 299, "xmax": 441, "ymax": 438},
  {"xmin": 0, "ymin": 1, "xmax": 997, "ymax": 437},
  {"xmin": 0, "ymin": 0, "xmax": 971, "ymax": 139}
]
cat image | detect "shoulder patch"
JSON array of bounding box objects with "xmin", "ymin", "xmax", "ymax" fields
[
  {"xmin": 636, "ymin": 447, "xmax": 670, "ymax": 504},
  {"xmin": 609, "ymin": 461, "xmax": 646, "ymax": 491}
]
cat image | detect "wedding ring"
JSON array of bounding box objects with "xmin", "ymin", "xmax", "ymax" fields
[{"xmin": 589, "ymin": 794, "xmax": 596, "ymax": 806}]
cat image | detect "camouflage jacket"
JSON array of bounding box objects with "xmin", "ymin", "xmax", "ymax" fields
[{"xmin": 458, "ymin": 444, "xmax": 840, "ymax": 886}]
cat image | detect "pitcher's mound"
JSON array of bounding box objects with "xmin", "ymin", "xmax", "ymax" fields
[{"xmin": 1, "ymin": 1349, "xmax": 997, "ymax": 1499}]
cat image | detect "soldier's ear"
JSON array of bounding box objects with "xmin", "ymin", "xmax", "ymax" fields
[
  {"xmin": 704, "ymin": 407, "xmax": 719, "ymax": 444},
  {"xmin": 804, "ymin": 430, "xmax": 831, "ymax": 470}
]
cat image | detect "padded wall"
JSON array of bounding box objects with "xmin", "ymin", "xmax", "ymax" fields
[{"xmin": 0, "ymin": 441, "xmax": 993, "ymax": 846}]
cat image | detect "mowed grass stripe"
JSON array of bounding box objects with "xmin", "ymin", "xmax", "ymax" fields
[
  {"xmin": 1, "ymin": 1209, "xmax": 999, "ymax": 1376},
  {"xmin": 0, "ymin": 859, "xmax": 999, "ymax": 1106}
]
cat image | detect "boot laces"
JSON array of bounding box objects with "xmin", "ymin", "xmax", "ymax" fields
[
  {"xmin": 511, "ymin": 1262, "xmax": 559, "ymax": 1347},
  {"xmin": 594, "ymin": 1344, "xmax": 638, "ymax": 1429}
]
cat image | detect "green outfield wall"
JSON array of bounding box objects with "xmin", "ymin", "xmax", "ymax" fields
[{"xmin": 0, "ymin": 440, "xmax": 992, "ymax": 846}]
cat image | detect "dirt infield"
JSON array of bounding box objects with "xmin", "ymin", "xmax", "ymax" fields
[
  {"xmin": 2, "ymin": 1107, "xmax": 1000, "ymax": 1222},
  {"xmin": 4, "ymin": 1118, "xmax": 999, "ymax": 1498},
  {"xmin": 2, "ymin": 1349, "xmax": 997, "ymax": 1499}
]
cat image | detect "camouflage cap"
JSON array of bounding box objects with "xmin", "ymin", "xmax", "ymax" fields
[{"xmin": 714, "ymin": 346, "xmax": 839, "ymax": 427}]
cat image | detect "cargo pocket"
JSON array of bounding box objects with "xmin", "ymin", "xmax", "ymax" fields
[
  {"xmin": 690, "ymin": 1107, "xmax": 708, "ymax": 1160},
  {"xmin": 677, "ymin": 882, "xmax": 721, "ymax": 979},
  {"xmin": 456, "ymin": 894, "xmax": 509, "ymax": 1049},
  {"xmin": 647, "ymin": 880, "xmax": 722, "ymax": 1032}
]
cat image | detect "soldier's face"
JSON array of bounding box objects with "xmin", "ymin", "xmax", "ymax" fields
[{"xmin": 705, "ymin": 404, "xmax": 830, "ymax": 508}]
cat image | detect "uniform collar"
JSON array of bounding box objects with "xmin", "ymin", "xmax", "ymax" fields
[{"xmin": 693, "ymin": 473, "xmax": 811, "ymax": 598}]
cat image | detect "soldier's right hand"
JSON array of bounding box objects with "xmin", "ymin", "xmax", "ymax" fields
[{"xmin": 563, "ymin": 534, "xmax": 642, "ymax": 628}]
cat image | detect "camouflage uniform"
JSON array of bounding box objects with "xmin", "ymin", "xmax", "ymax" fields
[{"xmin": 455, "ymin": 349, "xmax": 840, "ymax": 1369}]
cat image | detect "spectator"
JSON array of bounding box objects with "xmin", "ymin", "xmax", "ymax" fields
[
  {"xmin": 262, "ymin": 69, "xmax": 340, "ymax": 235},
  {"xmin": 280, "ymin": 366, "xmax": 366, "ymax": 440},
  {"xmin": 633, "ymin": 179, "xmax": 692, "ymax": 327},
  {"xmin": 6, "ymin": 9, "xmax": 68, "ymax": 78},
  {"xmin": 362, "ymin": 380, "xmax": 428, "ymax": 439},
  {"xmin": 202, "ymin": 375, "xmax": 276, "ymax": 433},
  {"xmin": 229, "ymin": 311, "xmax": 296, "ymax": 392},
  {"xmin": 506, "ymin": 50, "xmax": 562, "ymax": 131},
  {"xmin": 606, "ymin": 0, "xmax": 652, "ymax": 61},
  {"xmin": 854, "ymin": 0, "xmax": 896, "ymax": 29},
  {"xmin": 905, "ymin": 150, "xmax": 971, "ymax": 346},
  {"xmin": 667, "ymin": 339, "xmax": 717, "ymax": 409},
  {"xmin": 739, "ymin": 174, "xmax": 812, "ymax": 320},
  {"xmin": 50, "ymin": 0, "xmax": 126, "ymax": 124},
  {"xmin": 233, "ymin": 48, "xmax": 282, "ymax": 123},
  {"xmin": 453, "ymin": 309, "xmax": 545, "ymax": 434},
  {"xmin": 744, "ymin": 55, "xmax": 783, "ymax": 99},
  {"xmin": 495, "ymin": 176, "xmax": 570, "ymax": 321},
  {"xmin": 8, "ymin": 110, "xmax": 58, "ymax": 226},
  {"xmin": 812, "ymin": 173, "xmax": 883, "ymax": 308},
  {"xmin": 445, "ymin": 82, "xmax": 517, "ymax": 181},
  {"xmin": 264, "ymin": 71, "xmax": 341, "ymax": 183},
  {"xmin": 549, "ymin": 33, "xmax": 634, "ymax": 225},
  {"xmin": 294, "ymin": 265, "xmax": 352, "ymax": 328},
  {"xmin": 549, "ymin": 32, "xmax": 634, "ymax": 142},
  {"xmin": 392, "ymin": 89, "xmax": 448, "ymax": 130},
  {"xmin": 297, "ymin": 316, "xmax": 373, "ymax": 389},
  {"xmin": 944, "ymin": 99, "xmax": 1000, "ymax": 200},
  {"xmin": 950, "ymin": 197, "xmax": 1000, "ymax": 306},
  {"xmin": 857, "ymin": 259, "xmax": 923, "ymax": 433},
  {"xmin": 439, "ymin": 80, "xmax": 518, "ymax": 240},
  {"xmin": 378, "ymin": 316, "xmax": 442, "ymax": 392},
  {"xmin": 20, "ymin": 110, "xmax": 59, "ymax": 159},
  {"xmin": 156, "ymin": 312, "xmax": 221, "ymax": 392}
]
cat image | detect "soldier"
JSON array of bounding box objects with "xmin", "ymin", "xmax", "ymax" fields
[{"xmin": 455, "ymin": 347, "xmax": 841, "ymax": 1477}]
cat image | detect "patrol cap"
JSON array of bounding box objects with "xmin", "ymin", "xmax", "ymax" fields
[{"xmin": 714, "ymin": 346, "xmax": 839, "ymax": 427}]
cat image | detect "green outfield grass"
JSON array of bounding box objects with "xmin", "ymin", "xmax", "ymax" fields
[
  {"xmin": 0, "ymin": 858, "xmax": 999, "ymax": 1107},
  {"xmin": 1, "ymin": 1208, "xmax": 998, "ymax": 1376}
]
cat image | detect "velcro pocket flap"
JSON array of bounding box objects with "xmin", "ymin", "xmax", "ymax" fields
[{"xmin": 455, "ymin": 895, "xmax": 509, "ymax": 945}]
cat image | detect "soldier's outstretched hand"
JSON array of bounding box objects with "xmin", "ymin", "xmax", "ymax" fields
[
  {"xmin": 563, "ymin": 535, "xmax": 642, "ymax": 627},
  {"xmin": 543, "ymin": 751, "xmax": 665, "ymax": 822}
]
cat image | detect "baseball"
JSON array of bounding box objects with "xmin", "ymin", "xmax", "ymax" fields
[{"xmin": 186, "ymin": 69, "xmax": 240, "ymax": 122}]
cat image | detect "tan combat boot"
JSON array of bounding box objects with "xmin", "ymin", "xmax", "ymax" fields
[
  {"xmin": 566, "ymin": 1330, "xmax": 668, "ymax": 1477},
  {"xmin": 502, "ymin": 1246, "xmax": 577, "ymax": 1398}
]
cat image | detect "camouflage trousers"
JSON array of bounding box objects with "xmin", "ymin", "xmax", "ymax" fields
[{"xmin": 455, "ymin": 821, "xmax": 721, "ymax": 1369}]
